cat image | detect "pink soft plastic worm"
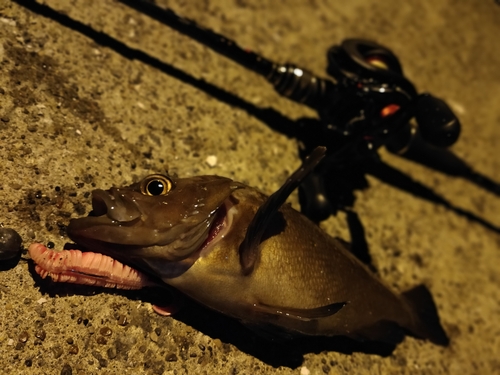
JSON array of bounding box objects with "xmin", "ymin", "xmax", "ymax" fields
[{"xmin": 28, "ymin": 243, "xmax": 155, "ymax": 290}]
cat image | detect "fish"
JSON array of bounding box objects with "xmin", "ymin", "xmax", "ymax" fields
[{"xmin": 30, "ymin": 147, "xmax": 448, "ymax": 345}]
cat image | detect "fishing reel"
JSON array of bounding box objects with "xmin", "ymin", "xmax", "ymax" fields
[
  {"xmin": 267, "ymin": 39, "xmax": 460, "ymax": 154},
  {"xmin": 327, "ymin": 39, "xmax": 460, "ymax": 149},
  {"xmin": 265, "ymin": 39, "xmax": 465, "ymax": 219}
]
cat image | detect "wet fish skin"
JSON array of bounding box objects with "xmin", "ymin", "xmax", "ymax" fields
[
  {"xmin": 66, "ymin": 155, "xmax": 448, "ymax": 345},
  {"xmin": 163, "ymin": 186, "xmax": 446, "ymax": 344}
]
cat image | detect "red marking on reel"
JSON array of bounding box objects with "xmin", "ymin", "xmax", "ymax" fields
[{"xmin": 380, "ymin": 104, "xmax": 400, "ymax": 118}]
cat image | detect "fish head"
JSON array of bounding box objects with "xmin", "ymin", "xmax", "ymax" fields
[{"xmin": 67, "ymin": 173, "xmax": 242, "ymax": 277}]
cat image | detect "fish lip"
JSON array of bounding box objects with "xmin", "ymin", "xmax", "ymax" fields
[
  {"xmin": 90, "ymin": 188, "xmax": 142, "ymax": 223},
  {"xmin": 90, "ymin": 189, "xmax": 112, "ymax": 215},
  {"xmin": 66, "ymin": 190, "xmax": 143, "ymax": 241},
  {"xmin": 89, "ymin": 189, "xmax": 108, "ymax": 217}
]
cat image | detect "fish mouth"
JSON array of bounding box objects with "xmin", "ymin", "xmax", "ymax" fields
[
  {"xmin": 89, "ymin": 188, "xmax": 142, "ymax": 224},
  {"xmin": 66, "ymin": 192, "xmax": 236, "ymax": 279},
  {"xmin": 36, "ymin": 174, "xmax": 242, "ymax": 287},
  {"xmin": 35, "ymin": 199, "xmax": 235, "ymax": 289}
]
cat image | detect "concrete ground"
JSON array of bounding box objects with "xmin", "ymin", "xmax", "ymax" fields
[{"xmin": 0, "ymin": 0, "xmax": 499, "ymax": 374}]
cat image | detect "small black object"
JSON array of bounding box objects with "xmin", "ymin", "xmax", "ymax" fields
[
  {"xmin": 415, "ymin": 94, "xmax": 461, "ymax": 147},
  {"xmin": 0, "ymin": 227, "xmax": 23, "ymax": 261}
]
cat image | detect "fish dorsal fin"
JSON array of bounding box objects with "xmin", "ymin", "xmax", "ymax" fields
[{"xmin": 239, "ymin": 146, "xmax": 327, "ymax": 275}]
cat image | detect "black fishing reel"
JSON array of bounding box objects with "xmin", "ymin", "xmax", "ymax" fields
[
  {"xmin": 263, "ymin": 39, "xmax": 467, "ymax": 219},
  {"xmin": 327, "ymin": 39, "xmax": 460, "ymax": 148},
  {"xmin": 267, "ymin": 39, "xmax": 460, "ymax": 154}
]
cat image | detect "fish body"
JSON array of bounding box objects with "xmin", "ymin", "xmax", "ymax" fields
[
  {"xmin": 61, "ymin": 150, "xmax": 447, "ymax": 345},
  {"xmin": 161, "ymin": 187, "xmax": 426, "ymax": 341}
]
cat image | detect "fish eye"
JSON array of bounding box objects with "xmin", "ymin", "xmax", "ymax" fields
[{"xmin": 141, "ymin": 175, "xmax": 173, "ymax": 196}]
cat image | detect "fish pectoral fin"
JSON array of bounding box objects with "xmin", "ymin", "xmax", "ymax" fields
[
  {"xmin": 253, "ymin": 301, "xmax": 346, "ymax": 322},
  {"xmin": 238, "ymin": 146, "xmax": 327, "ymax": 275}
]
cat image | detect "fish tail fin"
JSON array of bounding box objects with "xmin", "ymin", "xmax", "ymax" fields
[{"xmin": 402, "ymin": 285, "xmax": 449, "ymax": 346}]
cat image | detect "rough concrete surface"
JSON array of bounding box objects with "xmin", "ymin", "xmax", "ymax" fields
[{"xmin": 0, "ymin": 0, "xmax": 499, "ymax": 374}]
